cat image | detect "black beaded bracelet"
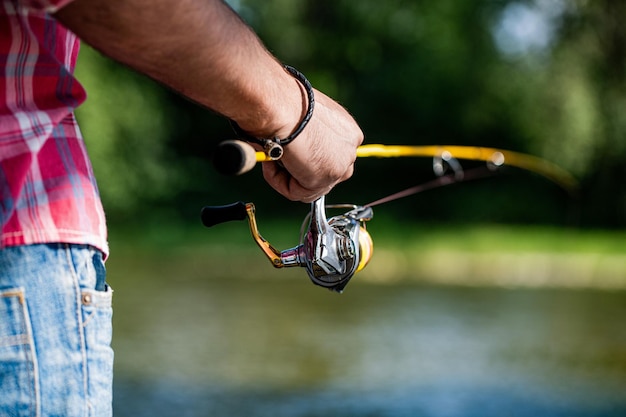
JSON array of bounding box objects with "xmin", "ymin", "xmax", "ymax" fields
[{"xmin": 230, "ymin": 65, "xmax": 315, "ymax": 160}]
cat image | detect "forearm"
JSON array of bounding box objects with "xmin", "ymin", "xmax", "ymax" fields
[
  {"xmin": 55, "ymin": 0, "xmax": 363, "ymax": 202},
  {"xmin": 54, "ymin": 0, "xmax": 302, "ymax": 137}
]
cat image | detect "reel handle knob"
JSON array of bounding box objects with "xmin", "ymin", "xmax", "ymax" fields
[{"xmin": 201, "ymin": 201, "xmax": 248, "ymax": 227}]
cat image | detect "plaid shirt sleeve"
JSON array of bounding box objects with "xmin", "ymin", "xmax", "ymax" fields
[
  {"xmin": 0, "ymin": 1, "xmax": 109, "ymax": 257},
  {"xmin": 16, "ymin": 0, "xmax": 75, "ymax": 13}
]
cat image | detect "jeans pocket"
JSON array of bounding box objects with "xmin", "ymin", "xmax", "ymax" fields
[
  {"xmin": 0, "ymin": 287, "xmax": 38, "ymax": 417},
  {"xmin": 81, "ymin": 285, "xmax": 114, "ymax": 413},
  {"xmin": 81, "ymin": 285, "xmax": 113, "ymax": 347}
]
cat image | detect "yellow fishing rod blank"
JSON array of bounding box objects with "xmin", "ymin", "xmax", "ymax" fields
[{"xmin": 249, "ymin": 143, "xmax": 577, "ymax": 192}]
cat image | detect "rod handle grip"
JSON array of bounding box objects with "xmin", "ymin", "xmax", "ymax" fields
[
  {"xmin": 201, "ymin": 201, "xmax": 248, "ymax": 227},
  {"xmin": 212, "ymin": 140, "xmax": 258, "ymax": 175}
]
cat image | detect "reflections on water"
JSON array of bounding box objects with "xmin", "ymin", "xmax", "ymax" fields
[{"xmin": 109, "ymin": 251, "xmax": 626, "ymax": 417}]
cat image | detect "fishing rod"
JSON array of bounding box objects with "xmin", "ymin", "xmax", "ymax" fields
[
  {"xmin": 202, "ymin": 140, "xmax": 577, "ymax": 293},
  {"xmin": 212, "ymin": 140, "xmax": 578, "ymax": 192}
]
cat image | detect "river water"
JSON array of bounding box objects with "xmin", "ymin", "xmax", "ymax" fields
[{"xmin": 107, "ymin": 251, "xmax": 625, "ymax": 417}]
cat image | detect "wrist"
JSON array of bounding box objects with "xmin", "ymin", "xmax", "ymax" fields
[{"xmin": 231, "ymin": 65, "xmax": 314, "ymax": 159}]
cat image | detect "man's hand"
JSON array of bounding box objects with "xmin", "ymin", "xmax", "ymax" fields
[{"xmin": 261, "ymin": 89, "xmax": 363, "ymax": 202}]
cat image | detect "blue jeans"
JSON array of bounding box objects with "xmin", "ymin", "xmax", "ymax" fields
[{"xmin": 0, "ymin": 244, "xmax": 113, "ymax": 417}]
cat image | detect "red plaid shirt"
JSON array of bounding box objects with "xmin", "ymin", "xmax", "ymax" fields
[{"xmin": 0, "ymin": 0, "xmax": 108, "ymax": 257}]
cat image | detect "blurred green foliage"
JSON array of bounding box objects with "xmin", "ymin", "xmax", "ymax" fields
[{"xmin": 75, "ymin": 0, "xmax": 625, "ymax": 228}]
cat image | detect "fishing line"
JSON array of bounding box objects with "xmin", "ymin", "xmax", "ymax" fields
[{"xmin": 364, "ymin": 166, "xmax": 497, "ymax": 208}]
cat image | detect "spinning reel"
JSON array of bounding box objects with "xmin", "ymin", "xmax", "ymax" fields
[{"xmin": 201, "ymin": 196, "xmax": 374, "ymax": 293}]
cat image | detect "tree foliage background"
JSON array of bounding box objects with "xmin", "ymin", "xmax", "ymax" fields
[{"xmin": 75, "ymin": 0, "xmax": 625, "ymax": 229}]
